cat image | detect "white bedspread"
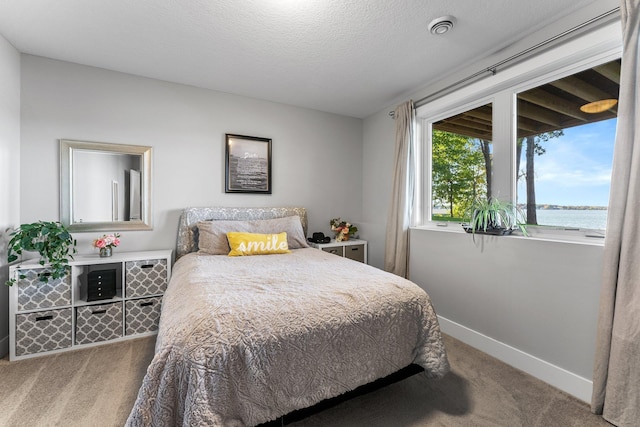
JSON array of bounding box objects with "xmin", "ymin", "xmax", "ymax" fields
[{"xmin": 126, "ymin": 248, "xmax": 449, "ymax": 427}]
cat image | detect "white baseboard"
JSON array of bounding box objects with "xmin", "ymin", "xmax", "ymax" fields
[
  {"xmin": 0, "ymin": 335, "xmax": 8, "ymax": 359},
  {"xmin": 438, "ymin": 316, "xmax": 593, "ymax": 403}
]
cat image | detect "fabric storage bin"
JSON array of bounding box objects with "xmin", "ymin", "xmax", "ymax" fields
[
  {"xmin": 75, "ymin": 302, "xmax": 123, "ymax": 345},
  {"xmin": 17, "ymin": 267, "xmax": 71, "ymax": 312},
  {"xmin": 125, "ymin": 296, "xmax": 162, "ymax": 335},
  {"xmin": 344, "ymin": 244, "xmax": 366, "ymax": 263},
  {"xmin": 125, "ymin": 259, "xmax": 167, "ymax": 298},
  {"xmin": 15, "ymin": 308, "xmax": 73, "ymax": 356},
  {"xmin": 322, "ymin": 246, "xmax": 344, "ymax": 257}
]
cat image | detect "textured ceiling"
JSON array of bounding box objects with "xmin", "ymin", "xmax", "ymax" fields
[{"xmin": 0, "ymin": 0, "xmax": 609, "ymax": 118}]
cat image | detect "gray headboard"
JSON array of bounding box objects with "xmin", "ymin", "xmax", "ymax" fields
[{"xmin": 176, "ymin": 206, "xmax": 308, "ymax": 259}]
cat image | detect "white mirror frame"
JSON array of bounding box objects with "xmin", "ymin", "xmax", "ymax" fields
[{"xmin": 60, "ymin": 139, "xmax": 153, "ymax": 232}]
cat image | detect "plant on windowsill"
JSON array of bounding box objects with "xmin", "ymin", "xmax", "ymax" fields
[
  {"xmin": 462, "ymin": 197, "xmax": 528, "ymax": 237},
  {"xmin": 5, "ymin": 221, "xmax": 77, "ymax": 286}
]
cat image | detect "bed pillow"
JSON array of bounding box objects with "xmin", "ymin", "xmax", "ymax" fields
[
  {"xmin": 197, "ymin": 215, "xmax": 308, "ymax": 255},
  {"xmin": 226, "ymin": 232, "xmax": 291, "ymax": 256}
]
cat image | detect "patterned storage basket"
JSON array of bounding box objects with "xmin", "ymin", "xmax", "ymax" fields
[
  {"xmin": 75, "ymin": 302, "xmax": 123, "ymax": 345},
  {"xmin": 15, "ymin": 308, "xmax": 73, "ymax": 356},
  {"xmin": 17, "ymin": 267, "xmax": 72, "ymax": 312},
  {"xmin": 125, "ymin": 296, "xmax": 162, "ymax": 335},
  {"xmin": 125, "ymin": 259, "xmax": 167, "ymax": 298}
]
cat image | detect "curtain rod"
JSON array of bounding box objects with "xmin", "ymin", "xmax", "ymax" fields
[{"xmin": 389, "ymin": 6, "xmax": 621, "ymax": 118}]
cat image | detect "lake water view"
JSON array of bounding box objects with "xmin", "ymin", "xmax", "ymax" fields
[
  {"xmin": 432, "ymin": 207, "xmax": 608, "ymax": 230},
  {"xmin": 535, "ymin": 209, "xmax": 607, "ymax": 230}
]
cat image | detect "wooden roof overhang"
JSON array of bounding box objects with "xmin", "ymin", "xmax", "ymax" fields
[{"xmin": 433, "ymin": 59, "xmax": 620, "ymax": 140}]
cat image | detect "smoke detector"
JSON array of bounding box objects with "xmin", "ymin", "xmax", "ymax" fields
[{"xmin": 428, "ymin": 15, "xmax": 456, "ymax": 35}]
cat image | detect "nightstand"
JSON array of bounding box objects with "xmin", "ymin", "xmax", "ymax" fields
[{"xmin": 308, "ymin": 239, "xmax": 368, "ymax": 264}]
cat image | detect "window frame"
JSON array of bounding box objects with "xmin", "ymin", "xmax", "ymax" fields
[{"xmin": 415, "ymin": 21, "xmax": 622, "ymax": 244}]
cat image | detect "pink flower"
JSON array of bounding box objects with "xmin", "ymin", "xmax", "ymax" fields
[{"xmin": 93, "ymin": 233, "xmax": 121, "ymax": 249}]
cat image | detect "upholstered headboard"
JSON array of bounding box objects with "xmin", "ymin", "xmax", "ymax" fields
[{"xmin": 176, "ymin": 206, "xmax": 308, "ymax": 259}]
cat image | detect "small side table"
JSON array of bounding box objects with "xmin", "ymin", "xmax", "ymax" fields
[{"xmin": 308, "ymin": 238, "xmax": 368, "ymax": 264}]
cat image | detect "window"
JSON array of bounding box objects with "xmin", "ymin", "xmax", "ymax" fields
[
  {"xmin": 516, "ymin": 60, "xmax": 619, "ymax": 231},
  {"xmin": 419, "ymin": 31, "xmax": 621, "ymax": 237},
  {"xmin": 431, "ymin": 103, "xmax": 493, "ymax": 222}
]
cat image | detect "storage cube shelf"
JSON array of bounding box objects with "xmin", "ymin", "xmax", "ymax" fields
[{"xmin": 8, "ymin": 249, "xmax": 172, "ymax": 361}]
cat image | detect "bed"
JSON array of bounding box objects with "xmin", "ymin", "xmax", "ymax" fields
[{"xmin": 126, "ymin": 207, "xmax": 449, "ymax": 426}]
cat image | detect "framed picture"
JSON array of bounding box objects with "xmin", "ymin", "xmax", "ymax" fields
[{"xmin": 225, "ymin": 134, "xmax": 272, "ymax": 194}]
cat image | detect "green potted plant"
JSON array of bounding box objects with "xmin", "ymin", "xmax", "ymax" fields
[
  {"xmin": 463, "ymin": 197, "xmax": 528, "ymax": 236},
  {"xmin": 5, "ymin": 221, "xmax": 77, "ymax": 286}
]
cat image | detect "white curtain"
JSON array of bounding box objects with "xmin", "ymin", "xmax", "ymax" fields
[
  {"xmin": 384, "ymin": 101, "xmax": 415, "ymax": 278},
  {"xmin": 591, "ymin": 1, "xmax": 640, "ymax": 425}
]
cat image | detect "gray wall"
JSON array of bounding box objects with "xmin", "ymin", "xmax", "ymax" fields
[
  {"xmin": 409, "ymin": 229, "xmax": 603, "ymax": 400},
  {"xmin": 361, "ymin": 108, "xmax": 395, "ymax": 268},
  {"xmin": 20, "ymin": 55, "xmax": 363, "ymax": 255},
  {"xmin": 0, "ymin": 34, "xmax": 21, "ymax": 357}
]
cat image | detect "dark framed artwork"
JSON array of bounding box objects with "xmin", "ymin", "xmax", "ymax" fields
[{"xmin": 225, "ymin": 134, "xmax": 272, "ymax": 194}]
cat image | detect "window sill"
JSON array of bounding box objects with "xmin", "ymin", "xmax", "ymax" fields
[{"xmin": 412, "ymin": 223, "xmax": 605, "ymax": 247}]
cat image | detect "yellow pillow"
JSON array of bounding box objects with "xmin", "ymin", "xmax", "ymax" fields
[{"xmin": 226, "ymin": 232, "xmax": 291, "ymax": 256}]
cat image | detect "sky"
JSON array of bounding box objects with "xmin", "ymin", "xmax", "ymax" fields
[{"xmin": 516, "ymin": 118, "xmax": 616, "ymax": 207}]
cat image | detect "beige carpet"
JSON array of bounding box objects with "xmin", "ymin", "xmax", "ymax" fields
[
  {"xmin": 0, "ymin": 337, "xmax": 155, "ymax": 427},
  {"xmin": 0, "ymin": 335, "xmax": 609, "ymax": 427}
]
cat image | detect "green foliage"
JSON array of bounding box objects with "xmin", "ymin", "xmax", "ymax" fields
[
  {"xmin": 465, "ymin": 197, "xmax": 528, "ymax": 236},
  {"xmin": 432, "ymin": 130, "xmax": 487, "ymax": 218},
  {"xmin": 6, "ymin": 221, "xmax": 77, "ymax": 286}
]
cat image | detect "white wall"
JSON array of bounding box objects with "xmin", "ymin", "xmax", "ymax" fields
[
  {"xmin": 20, "ymin": 55, "xmax": 363, "ymax": 255},
  {"xmin": 0, "ymin": 34, "xmax": 21, "ymax": 358},
  {"xmin": 362, "ymin": 0, "xmax": 617, "ymax": 402}
]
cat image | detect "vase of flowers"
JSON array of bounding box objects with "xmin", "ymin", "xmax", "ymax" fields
[
  {"xmin": 330, "ymin": 218, "xmax": 358, "ymax": 242},
  {"xmin": 93, "ymin": 233, "xmax": 121, "ymax": 257}
]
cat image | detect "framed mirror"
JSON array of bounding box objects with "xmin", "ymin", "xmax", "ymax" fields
[{"xmin": 60, "ymin": 139, "xmax": 153, "ymax": 231}]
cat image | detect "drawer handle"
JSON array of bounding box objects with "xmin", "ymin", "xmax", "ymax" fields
[
  {"xmin": 139, "ymin": 301, "xmax": 154, "ymax": 307},
  {"xmin": 91, "ymin": 309, "xmax": 107, "ymax": 315},
  {"xmin": 141, "ymin": 264, "xmax": 154, "ymax": 269},
  {"xmin": 35, "ymin": 315, "xmax": 53, "ymax": 321},
  {"xmin": 351, "ymin": 248, "xmax": 359, "ymax": 251}
]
